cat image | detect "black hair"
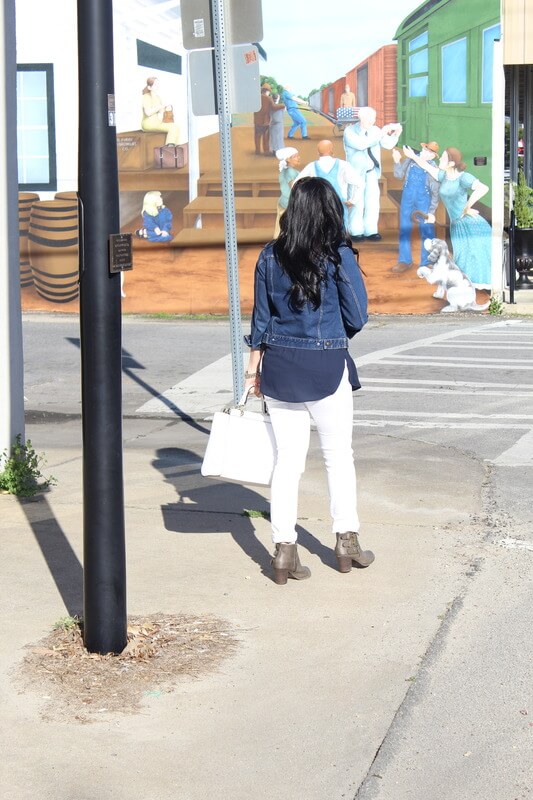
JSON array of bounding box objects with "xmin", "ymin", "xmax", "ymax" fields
[{"xmin": 273, "ymin": 177, "xmax": 356, "ymax": 310}]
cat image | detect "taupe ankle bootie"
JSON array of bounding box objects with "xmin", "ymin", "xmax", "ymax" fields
[
  {"xmin": 335, "ymin": 532, "xmax": 375, "ymax": 572},
  {"xmin": 271, "ymin": 543, "xmax": 311, "ymax": 585}
]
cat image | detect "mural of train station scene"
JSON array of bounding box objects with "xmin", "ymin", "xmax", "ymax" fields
[{"xmin": 16, "ymin": 0, "xmax": 520, "ymax": 317}]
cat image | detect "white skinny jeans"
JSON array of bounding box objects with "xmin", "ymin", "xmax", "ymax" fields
[{"xmin": 265, "ymin": 368, "xmax": 360, "ymax": 543}]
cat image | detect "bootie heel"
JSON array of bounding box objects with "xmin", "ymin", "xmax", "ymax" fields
[
  {"xmin": 335, "ymin": 532, "xmax": 375, "ymax": 572},
  {"xmin": 336, "ymin": 554, "xmax": 353, "ymax": 573},
  {"xmin": 273, "ymin": 567, "xmax": 290, "ymax": 585},
  {"xmin": 271, "ymin": 543, "xmax": 311, "ymax": 584}
]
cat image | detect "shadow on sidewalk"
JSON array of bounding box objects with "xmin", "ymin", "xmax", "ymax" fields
[
  {"xmin": 19, "ymin": 494, "xmax": 83, "ymax": 616},
  {"xmin": 66, "ymin": 337, "xmax": 209, "ymax": 434},
  {"xmin": 152, "ymin": 447, "xmax": 337, "ymax": 578}
]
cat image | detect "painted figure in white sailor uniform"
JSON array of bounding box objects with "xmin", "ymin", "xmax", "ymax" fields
[{"xmin": 343, "ymin": 106, "xmax": 402, "ymax": 241}]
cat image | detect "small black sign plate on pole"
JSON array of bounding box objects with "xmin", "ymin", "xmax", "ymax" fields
[{"xmin": 109, "ymin": 233, "xmax": 133, "ymax": 274}]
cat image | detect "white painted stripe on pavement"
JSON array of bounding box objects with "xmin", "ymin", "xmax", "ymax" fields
[
  {"xmin": 353, "ymin": 409, "xmax": 533, "ymax": 420},
  {"xmin": 136, "ymin": 354, "xmax": 234, "ymax": 414},
  {"xmin": 352, "ymin": 420, "xmax": 530, "ymax": 430},
  {"xmin": 360, "ymin": 377, "xmax": 533, "ymax": 389},
  {"xmin": 490, "ymin": 428, "xmax": 533, "ymax": 466},
  {"xmin": 385, "ymin": 354, "xmax": 533, "ymax": 363},
  {"xmin": 359, "ymin": 387, "xmax": 533, "ymax": 397},
  {"xmin": 471, "ymin": 320, "xmax": 529, "ymax": 327},
  {"xmin": 472, "ymin": 327, "xmax": 533, "ymax": 333},
  {"xmin": 427, "ymin": 343, "xmax": 533, "ymax": 349},
  {"xmin": 375, "ymin": 360, "xmax": 533, "ymax": 370}
]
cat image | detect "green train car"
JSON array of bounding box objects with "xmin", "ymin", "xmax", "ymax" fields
[{"xmin": 395, "ymin": 0, "xmax": 501, "ymax": 209}]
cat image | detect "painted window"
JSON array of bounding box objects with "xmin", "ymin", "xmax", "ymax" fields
[
  {"xmin": 409, "ymin": 31, "xmax": 428, "ymax": 52},
  {"xmin": 482, "ymin": 23, "xmax": 501, "ymax": 104},
  {"xmin": 409, "ymin": 49, "xmax": 428, "ymax": 75},
  {"xmin": 442, "ymin": 38, "xmax": 467, "ymax": 103},
  {"xmin": 408, "ymin": 30, "xmax": 428, "ymax": 98},
  {"xmin": 410, "ymin": 76, "xmax": 429, "ymax": 97},
  {"xmin": 328, "ymin": 86, "xmax": 335, "ymax": 115},
  {"xmin": 17, "ymin": 64, "xmax": 56, "ymax": 190},
  {"xmin": 357, "ymin": 65, "xmax": 368, "ymax": 107}
]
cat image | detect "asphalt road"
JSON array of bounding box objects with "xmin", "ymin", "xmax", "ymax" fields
[{"xmin": 22, "ymin": 313, "xmax": 533, "ymax": 468}]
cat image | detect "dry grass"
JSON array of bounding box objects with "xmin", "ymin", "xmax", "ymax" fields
[{"xmin": 18, "ymin": 613, "xmax": 239, "ymax": 723}]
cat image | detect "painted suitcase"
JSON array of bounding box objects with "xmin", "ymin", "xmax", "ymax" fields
[{"xmin": 154, "ymin": 143, "xmax": 188, "ymax": 169}]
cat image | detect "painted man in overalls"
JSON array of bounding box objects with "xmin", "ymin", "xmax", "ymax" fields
[
  {"xmin": 293, "ymin": 139, "xmax": 363, "ymax": 228},
  {"xmin": 391, "ymin": 141, "xmax": 440, "ymax": 273}
]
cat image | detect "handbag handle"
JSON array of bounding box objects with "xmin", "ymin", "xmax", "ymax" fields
[{"xmin": 235, "ymin": 387, "xmax": 269, "ymax": 416}]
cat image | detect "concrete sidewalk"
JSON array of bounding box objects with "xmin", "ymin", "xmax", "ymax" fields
[{"xmin": 4, "ymin": 410, "xmax": 530, "ymax": 800}]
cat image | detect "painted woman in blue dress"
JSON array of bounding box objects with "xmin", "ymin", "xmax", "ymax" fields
[{"xmin": 403, "ymin": 146, "xmax": 492, "ymax": 289}]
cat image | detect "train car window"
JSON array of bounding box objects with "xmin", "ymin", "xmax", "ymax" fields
[
  {"xmin": 482, "ymin": 24, "xmax": 501, "ymax": 103},
  {"xmin": 408, "ymin": 30, "xmax": 428, "ymax": 98},
  {"xmin": 409, "ymin": 31, "xmax": 428, "ymax": 51},
  {"xmin": 442, "ymin": 37, "xmax": 467, "ymax": 103}
]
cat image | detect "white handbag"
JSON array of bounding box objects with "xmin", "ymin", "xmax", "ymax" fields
[{"xmin": 201, "ymin": 389, "xmax": 276, "ymax": 486}]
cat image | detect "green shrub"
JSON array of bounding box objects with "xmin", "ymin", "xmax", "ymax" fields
[
  {"xmin": 0, "ymin": 435, "xmax": 56, "ymax": 497},
  {"xmin": 513, "ymin": 171, "xmax": 533, "ymax": 228}
]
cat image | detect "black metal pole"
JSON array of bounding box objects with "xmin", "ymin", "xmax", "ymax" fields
[
  {"xmin": 524, "ymin": 65, "xmax": 533, "ymax": 188},
  {"xmin": 509, "ymin": 208, "xmax": 516, "ymax": 304},
  {"xmin": 77, "ymin": 0, "xmax": 127, "ymax": 654},
  {"xmin": 509, "ymin": 65, "xmax": 519, "ymax": 184}
]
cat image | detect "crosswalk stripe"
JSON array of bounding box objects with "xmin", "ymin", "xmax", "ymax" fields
[
  {"xmin": 352, "ymin": 420, "xmax": 531, "ymax": 430},
  {"xmin": 384, "ymin": 354, "xmax": 533, "ymax": 363},
  {"xmin": 136, "ymin": 354, "xmax": 236, "ymax": 414},
  {"xmin": 489, "ymin": 429, "xmax": 533, "ymax": 465},
  {"xmin": 359, "ymin": 387, "xmax": 533, "ymax": 397},
  {"xmin": 427, "ymin": 343, "xmax": 533, "ymax": 349},
  {"xmin": 353, "ymin": 409, "xmax": 533, "ymax": 420},
  {"xmin": 360, "ymin": 377, "xmax": 533, "ymax": 389},
  {"xmin": 375, "ymin": 360, "xmax": 533, "ymax": 370}
]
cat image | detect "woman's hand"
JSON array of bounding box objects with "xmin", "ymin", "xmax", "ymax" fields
[
  {"xmin": 462, "ymin": 207, "xmax": 479, "ymax": 218},
  {"xmin": 244, "ymin": 348, "xmax": 263, "ymax": 397},
  {"xmin": 244, "ymin": 376, "xmax": 262, "ymax": 398}
]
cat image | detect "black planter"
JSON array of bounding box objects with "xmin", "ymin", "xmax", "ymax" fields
[{"xmin": 513, "ymin": 227, "xmax": 533, "ymax": 289}]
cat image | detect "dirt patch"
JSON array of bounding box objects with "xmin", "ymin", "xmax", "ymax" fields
[{"xmin": 17, "ymin": 613, "xmax": 239, "ymax": 723}]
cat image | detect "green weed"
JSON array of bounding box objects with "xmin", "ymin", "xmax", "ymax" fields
[
  {"xmin": 488, "ymin": 296, "xmax": 504, "ymax": 316},
  {"xmin": 242, "ymin": 508, "xmax": 270, "ymax": 520},
  {"xmin": 53, "ymin": 615, "xmax": 81, "ymax": 631},
  {"xmin": 0, "ymin": 435, "xmax": 56, "ymax": 497}
]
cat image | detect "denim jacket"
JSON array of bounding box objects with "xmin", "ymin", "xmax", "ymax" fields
[{"xmin": 245, "ymin": 242, "xmax": 368, "ymax": 350}]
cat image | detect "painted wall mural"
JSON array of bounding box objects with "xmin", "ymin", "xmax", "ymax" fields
[{"xmin": 16, "ymin": 0, "xmax": 501, "ymax": 315}]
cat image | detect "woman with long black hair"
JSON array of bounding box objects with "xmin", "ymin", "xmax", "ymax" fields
[{"xmin": 244, "ymin": 177, "xmax": 374, "ymax": 584}]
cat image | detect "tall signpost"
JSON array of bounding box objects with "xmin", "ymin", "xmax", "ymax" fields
[
  {"xmin": 211, "ymin": 0, "xmax": 244, "ymax": 401},
  {"xmin": 78, "ymin": 0, "xmax": 127, "ymax": 654},
  {"xmin": 0, "ymin": 0, "xmax": 24, "ymax": 457},
  {"xmin": 182, "ymin": 0, "xmax": 262, "ymax": 404}
]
